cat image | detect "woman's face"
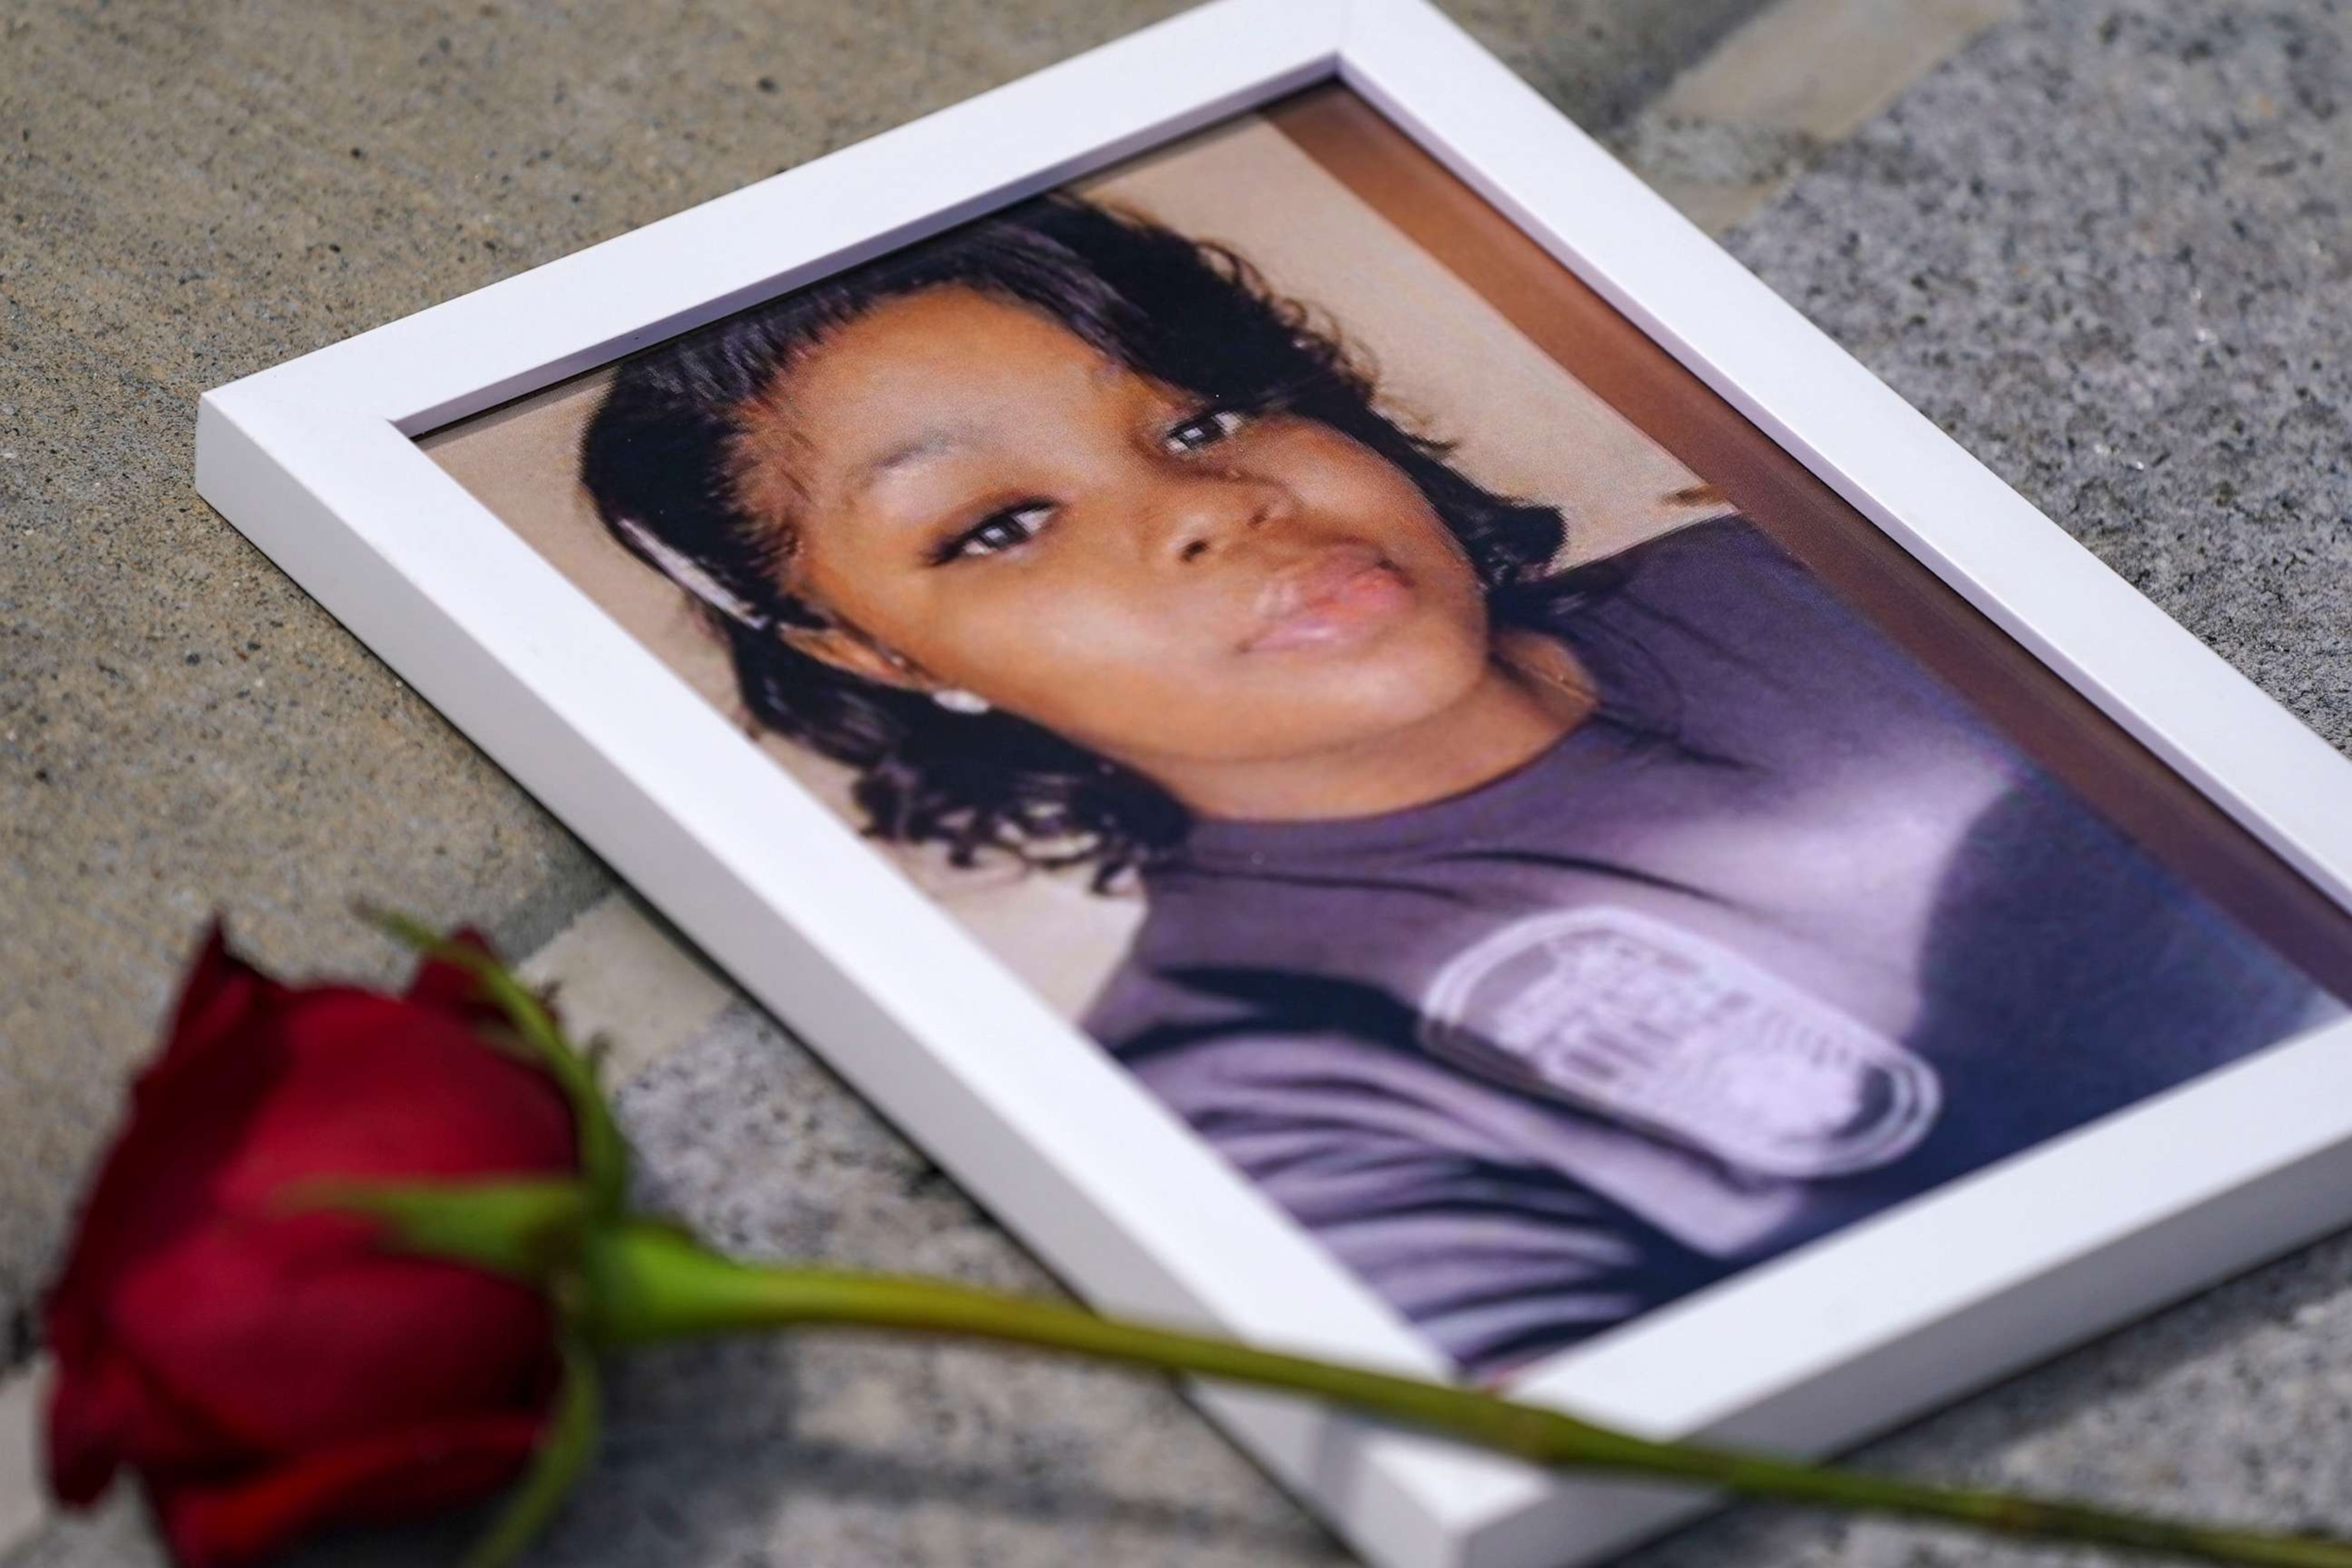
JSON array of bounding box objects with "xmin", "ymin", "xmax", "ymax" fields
[{"xmin": 730, "ymin": 286, "xmax": 1497, "ymax": 794}]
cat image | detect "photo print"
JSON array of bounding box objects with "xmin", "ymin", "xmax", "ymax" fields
[{"xmin": 422, "ymin": 87, "xmax": 2351, "ymax": 1383}]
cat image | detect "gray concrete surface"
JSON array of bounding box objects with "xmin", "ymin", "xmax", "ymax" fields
[
  {"xmin": 7, "ymin": 0, "xmax": 2352, "ymax": 1566},
  {"xmin": 1726, "ymin": 0, "xmax": 2352, "ymax": 759},
  {"xmin": 1612, "ymin": 0, "xmax": 2018, "ymax": 232}
]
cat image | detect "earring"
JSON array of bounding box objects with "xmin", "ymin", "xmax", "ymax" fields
[{"xmin": 931, "ymin": 688, "xmax": 990, "ymax": 715}]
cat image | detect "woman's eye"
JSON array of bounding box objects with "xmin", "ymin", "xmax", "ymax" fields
[
  {"xmin": 943, "ymin": 502, "xmax": 1055, "ymax": 562},
  {"xmin": 1161, "ymin": 407, "xmax": 1246, "ymax": 455}
]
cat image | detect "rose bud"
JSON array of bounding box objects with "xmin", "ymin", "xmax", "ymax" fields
[{"xmin": 41, "ymin": 920, "xmax": 582, "ymax": 1568}]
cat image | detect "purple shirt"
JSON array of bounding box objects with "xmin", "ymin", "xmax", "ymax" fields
[{"xmin": 1082, "ymin": 518, "xmax": 2339, "ymax": 1379}]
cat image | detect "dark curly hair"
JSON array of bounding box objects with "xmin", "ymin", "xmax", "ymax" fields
[{"xmin": 580, "ymin": 193, "xmax": 1589, "ymax": 890}]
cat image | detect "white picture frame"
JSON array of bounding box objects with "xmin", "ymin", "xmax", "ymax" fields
[{"xmin": 192, "ymin": 2, "xmax": 2352, "ymax": 1565}]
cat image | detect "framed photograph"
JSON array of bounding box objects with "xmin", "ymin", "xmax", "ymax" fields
[{"xmin": 194, "ymin": 2, "xmax": 2352, "ymax": 1563}]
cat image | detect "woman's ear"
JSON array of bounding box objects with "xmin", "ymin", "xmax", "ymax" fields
[
  {"xmin": 776, "ymin": 620, "xmax": 928, "ymax": 693},
  {"xmin": 778, "ymin": 622, "xmax": 992, "ymax": 715}
]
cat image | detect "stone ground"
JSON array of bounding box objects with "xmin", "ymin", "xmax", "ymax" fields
[{"xmin": 6, "ymin": 0, "xmax": 2352, "ymax": 1565}]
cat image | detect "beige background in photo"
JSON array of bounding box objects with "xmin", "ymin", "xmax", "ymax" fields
[{"xmin": 420, "ymin": 113, "xmax": 1719, "ymax": 1020}]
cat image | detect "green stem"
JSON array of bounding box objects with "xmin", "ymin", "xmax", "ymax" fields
[{"xmin": 583, "ymin": 1223, "xmax": 2352, "ymax": 1568}]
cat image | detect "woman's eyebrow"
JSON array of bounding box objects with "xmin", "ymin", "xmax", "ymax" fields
[{"xmin": 853, "ymin": 424, "xmax": 986, "ymax": 498}]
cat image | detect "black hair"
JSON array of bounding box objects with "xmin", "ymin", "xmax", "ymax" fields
[{"xmin": 580, "ymin": 193, "xmax": 1589, "ymax": 890}]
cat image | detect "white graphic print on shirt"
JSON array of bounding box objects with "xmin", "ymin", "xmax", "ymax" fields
[{"xmin": 1417, "ymin": 905, "xmax": 1944, "ymax": 1183}]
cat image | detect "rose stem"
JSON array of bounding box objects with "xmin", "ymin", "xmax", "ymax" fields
[{"xmin": 580, "ymin": 1222, "xmax": 2352, "ymax": 1568}]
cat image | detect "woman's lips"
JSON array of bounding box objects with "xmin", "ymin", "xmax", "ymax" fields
[{"xmin": 1241, "ymin": 543, "xmax": 1415, "ymax": 653}]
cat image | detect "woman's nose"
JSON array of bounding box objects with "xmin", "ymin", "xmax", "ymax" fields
[{"xmin": 1152, "ymin": 472, "xmax": 1283, "ymax": 567}]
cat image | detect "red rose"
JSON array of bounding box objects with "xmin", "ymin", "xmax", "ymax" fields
[{"xmin": 43, "ymin": 922, "xmax": 580, "ymax": 1568}]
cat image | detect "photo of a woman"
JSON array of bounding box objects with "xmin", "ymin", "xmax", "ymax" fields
[{"xmin": 568, "ymin": 189, "xmax": 2343, "ymax": 1381}]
